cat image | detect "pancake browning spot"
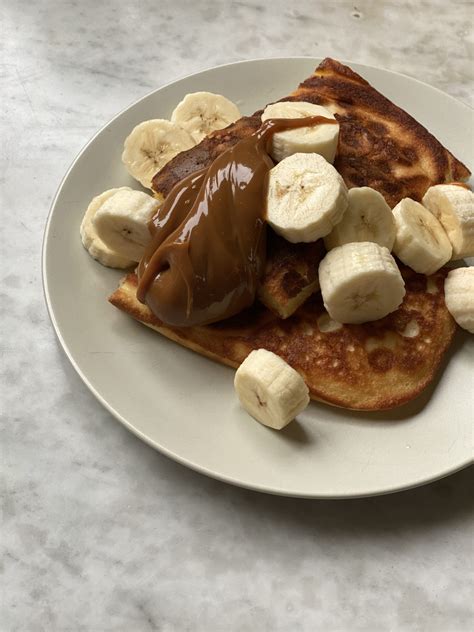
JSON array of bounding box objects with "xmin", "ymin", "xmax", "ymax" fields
[{"xmin": 368, "ymin": 348, "xmax": 395, "ymax": 372}]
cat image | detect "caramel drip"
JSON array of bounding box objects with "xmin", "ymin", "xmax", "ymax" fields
[{"xmin": 137, "ymin": 116, "xmax": 337, "ymax": 327}]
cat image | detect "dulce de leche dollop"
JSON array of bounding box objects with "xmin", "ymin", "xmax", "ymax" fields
[{"xmin": 136, "ymin": 115, "xmax": 337, "ymax": 327}]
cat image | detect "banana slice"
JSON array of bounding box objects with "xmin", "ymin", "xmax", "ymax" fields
[
  {"xmin": 261, "ymin": 101, "xmax": 339, "ymax": 163},
  {"xmin": 266, "ymin": 153, "xmax": 348, "ymax": 243},
  {"xmin": 392, "ymin": 198, "xmax": 452, "ymax": 275},
  {"xmin": 80, "ymin": 188, "xmax": 135, "ymax": 269},
  {"xmin": 444, "ymin": 267, "xmax": 474, "ymax": 333},
  {"xmin": 122, "ymin": 119, "xmax": 195, "ymax": 189},
  {"xmin": 234, "ymin": 349, "xmax": 310, "ymax": 430},
  {"xmin": 422, "ymin": 184, "xmax": 474, "ymax": 260},
  {"xmin": 93, "ymin": 189, "xmax": 160, "ymax": 262},
  {"xmin": 318, "ymin": 241, "xmax": 406, "ymax": 324},
  {"xmin": 324, "ymin": 186, "xmax": 396, "ymax": 251},
  {"xmin": 171, "ymin": 92, "xmax": 241, "ymax": 143}
]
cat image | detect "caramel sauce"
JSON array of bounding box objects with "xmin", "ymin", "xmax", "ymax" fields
[{"xmin": 137, "ymin": 116, "xmax": 337, "ymax": 327}]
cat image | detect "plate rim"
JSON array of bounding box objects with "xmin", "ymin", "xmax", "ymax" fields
[{"xmin": 42, "ymin": 56, "xmax": 474, "ymax": 499}]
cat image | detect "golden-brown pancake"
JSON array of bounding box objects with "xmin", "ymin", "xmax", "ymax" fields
[
  {"xmin": 109, "ymin": 266, "xmax": 456, "ymax": 410},
  {"xmin": 109, "ymin": 59, "xmax": 466, "ymax": 410}
]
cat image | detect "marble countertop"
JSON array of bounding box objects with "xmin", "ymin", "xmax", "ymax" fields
[{"xmin": 2, "ymin": 1, "xmax": 473, "ymax": 630}]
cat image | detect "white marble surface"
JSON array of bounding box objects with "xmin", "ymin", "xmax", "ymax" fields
[{"xmin": 2, "ymin": 1, "xmax": 473, "ymax": 630}]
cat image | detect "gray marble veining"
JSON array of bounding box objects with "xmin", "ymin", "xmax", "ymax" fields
[{"xmin": 2, "ymin": 1, "xmax": 473, "ymax": 630}]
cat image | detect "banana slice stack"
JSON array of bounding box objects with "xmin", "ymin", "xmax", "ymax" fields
[{"xmin": 122, "ymin": 92, "xmax": 241, "ymax": 189}]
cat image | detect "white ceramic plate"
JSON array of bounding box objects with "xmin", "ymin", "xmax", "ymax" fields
[{"xmin": 43, "ymin": 58, "xmax": 474, "ymax": 498}]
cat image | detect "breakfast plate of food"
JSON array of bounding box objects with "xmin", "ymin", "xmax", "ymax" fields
[{"xmin": 43, "ymin": 57, "xmax": 473, "ymax": 497}]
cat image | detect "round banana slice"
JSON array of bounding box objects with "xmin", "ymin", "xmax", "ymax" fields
[
  {"xmin": 171, "ymin": 92, "xmax": 241, "ymax": 143},
  {"xmin": 94, "ymin": 189, "xmax": 160, "ymax": 262},
  {"xmin": 422, "ymin": 184, "xmax": 474, "ymax": 260},
  {"xmin": 266, "ymin": 152, "xmax": 348, "ymax": 243},
  {"xmin": 234, "ymin": 349, "xmax": 310, "ymax": 429},
  {"xmin": 261, "ymin": 101, "xmax": 339, "ymax": 163},
  {"xmin": 80, "ymin": 188, "xmax": 135, "ymax": 269},
  {"xmin": 392, "ymin": 198, "xmax": 452, "ymax": 275},
  {"xmin": 122, "ymin": 119, "xmax": 195, "ymax": 189},
  {"xmin": 444, "ymin": 267, "xmax": 474, "ymax": 333},
  {"xmin": 324, "ymin": 186, "xmax": 396, "ymax": 251},
  {"xmin": 318, "ymin": 242, "xmax": 406, "ymax": 324}
]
